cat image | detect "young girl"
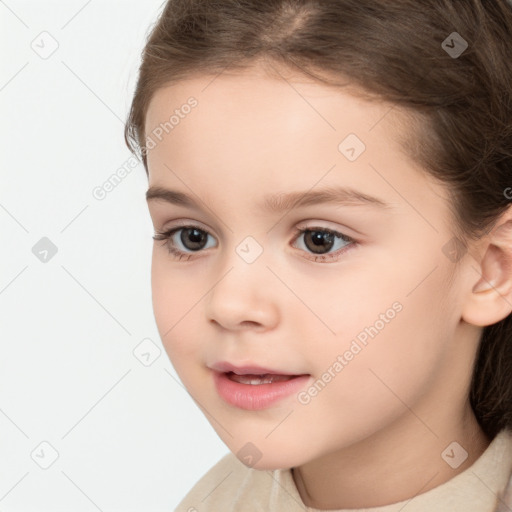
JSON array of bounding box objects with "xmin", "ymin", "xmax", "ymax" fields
[{"xmin": 124, "ymin": 0, "xmax": 512, "ymax": 510}]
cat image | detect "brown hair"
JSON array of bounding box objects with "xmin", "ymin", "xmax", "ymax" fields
[{"xmin": 124, "ymin": 0, "xmax": 512, "ymax": 439}]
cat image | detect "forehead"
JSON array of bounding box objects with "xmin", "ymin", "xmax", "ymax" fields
[
  {"xmin": 145, "ymin": 67, "xmax": 411, "ymax": 171},
  {"xmin": 143, "ymin": 66, "xmax": 449, "ymax": 216},
  {"xmin": 145, "ymin": 67, "xmax": 402, "ymax": 143}
]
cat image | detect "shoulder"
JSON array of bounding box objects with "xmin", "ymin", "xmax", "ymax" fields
[{"xmin": 174, "ymin": 452, "xmax": 278, "ymax": 512}]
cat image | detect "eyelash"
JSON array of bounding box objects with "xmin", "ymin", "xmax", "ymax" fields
[{"xmin": 152, "ymin": 223, "xmax": 357, "ymax": 263}]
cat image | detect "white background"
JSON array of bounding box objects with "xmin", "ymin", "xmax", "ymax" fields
[{"xmin": 0, "ymin": 1, "xmax": 227, "ymax": 510}]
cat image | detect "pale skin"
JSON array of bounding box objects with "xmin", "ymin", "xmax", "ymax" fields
[{"xmin": 144, "ymin": 63, "xmax": 512, "ymax": 509}]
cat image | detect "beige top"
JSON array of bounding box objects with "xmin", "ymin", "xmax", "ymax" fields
[{"xmin": 175, "ymin": 428, "xmax": 512, "ymax": 512}]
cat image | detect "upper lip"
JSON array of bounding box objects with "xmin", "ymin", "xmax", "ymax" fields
[{"xmin": 209, "ymin": 361, "xmax": 305, "ymax": 376}]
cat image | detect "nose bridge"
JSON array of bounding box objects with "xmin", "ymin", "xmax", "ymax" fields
[
  {"xmin": 205, "ymin": 233, "xmax": 278, "ymax": 329},
  {"xmin": 216, "ymin": 231, "xmax": 268, "ymax": 284},
  {"xmin": 211, "ymin": 234, "xmax": 267, "ymax": 302}
]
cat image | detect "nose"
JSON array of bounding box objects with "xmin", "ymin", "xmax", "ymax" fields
[{"xmin": 204, "ymin": 252, "xmax": 280, "ymax": 332}]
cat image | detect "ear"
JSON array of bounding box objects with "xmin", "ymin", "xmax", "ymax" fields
[{"xmin": 461, "ymin": 206, "xmax": 512, "ymax": 327}]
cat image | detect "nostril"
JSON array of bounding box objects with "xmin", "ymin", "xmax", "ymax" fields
[{"xmin": 240, "ymin": 320, "xmax": 261, "ymax": 328}]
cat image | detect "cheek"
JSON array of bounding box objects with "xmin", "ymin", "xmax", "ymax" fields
[
  {"xmin": 291, "ymin": 303, "xmax": 451, "ymax": 454},
  {"xmin": 300, "ymin": 251, "xmax": 457, "ymax": 419},
  {"xmin": 311, "ymin": 238, "xmax": 457, "ymax": 346},
  {"xmin": 150, "ymin": 251, "xmax": 203, "ymax": 363}
]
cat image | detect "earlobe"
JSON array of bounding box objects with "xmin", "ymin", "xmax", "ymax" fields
[{"xmin": 461, "ymin": 211, "xmax": 512, "ymax": 327}]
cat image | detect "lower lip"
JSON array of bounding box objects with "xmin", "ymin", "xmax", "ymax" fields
[{"xmin": 212, "ymin": 371, "xmax": 311, "ymax": 410}]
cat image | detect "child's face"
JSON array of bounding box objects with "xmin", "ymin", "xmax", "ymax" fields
[{"xmin": 145, "ymin": 66, "xmax": 479, "ymax": 469}]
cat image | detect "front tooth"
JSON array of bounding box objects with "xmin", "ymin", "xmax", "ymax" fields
[
  {"xmin": 231, "ymin": 373, "xmax": 275, "ymax": 384},
  {"xmin": 229, "ymin": 373, "xmax": 296, "ymax": 385},
  {"xmin": 242, "ymin": 375, "xmax": 269, "ymax": 384}
]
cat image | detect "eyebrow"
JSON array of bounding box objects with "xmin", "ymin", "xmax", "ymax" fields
[{"xmin": 145, "ymin": 185, "xmax": 395, "ymax": 213}]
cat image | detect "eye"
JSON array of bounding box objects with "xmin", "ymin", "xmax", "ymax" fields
[
  {"xmin": 153, "ymin": 224, "xmax": 356, "ymax": 263},
  {"xmin": 153, "ymin": 225, "xmax": 216, "ymax": 260},
  {"xmin": 291, "ymin": 226, "xmax": 355, "ymax": 262}
]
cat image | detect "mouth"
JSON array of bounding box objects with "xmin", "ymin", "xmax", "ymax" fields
[
  {"xmin": 209, "ymin": 360, "xmax": 303, "ymax": 376},
  {"xmin": 209, "ymin": 362, "xmax": 311, "ymax": 410},
  {"xmin": 226, "ymin": 372, "xmax": 300, "ymax": 385}
]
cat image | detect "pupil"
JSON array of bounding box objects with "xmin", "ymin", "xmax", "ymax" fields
[
  {"xmin": 306, "ymin": 230, "xmax": 334, "ymax": 254},
  {"xmin": 181, "ymin": 228, "xmax": 207, "ymax": 251}
]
